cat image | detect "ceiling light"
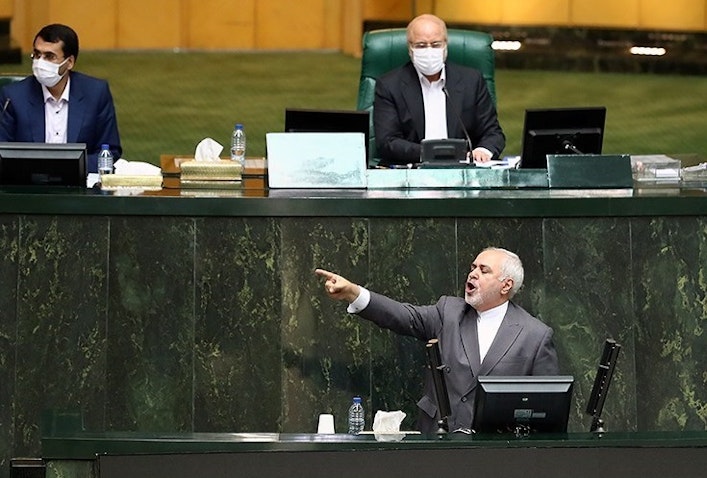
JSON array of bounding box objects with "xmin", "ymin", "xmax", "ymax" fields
[
  {"xmin": 629, "ymin": 46, "xmax": 667, "ymax": 56},
  {"xmin": 492, "ymin": 40, "xmax": 522, "ymax": 51}
]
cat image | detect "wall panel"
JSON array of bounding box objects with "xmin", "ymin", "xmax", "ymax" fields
[
  {"xmin": 255, "ymin": 0, "xmax": 328, "ymax": 49},
  {"xmin": 0, "ymin": 0, "xmax": 13, "ymax": 17},
  {"xmin": 501, "ymin": 0, "xmax": 570, "ymax": 25},
  {"xmin": 4, "ymin": 1, "xmax": 707, "ymax": 61},
  {"xmin": 186, "ymin": 0, "xmax": 256, "ymax": 49},
  {"xmin": 48, "ymin": 0, "xmax": 119, "ymax": 49},
  {"xmin": 362, "ymin": 0, "xmax": 414, "ymax": 20},
  {"xmin": 117, "ymin": 0, "xmax": 182, "ymax": 49},
  {"xmin": 640, "ymin": 0, "xmax": 706, "ymax": 30},
  {"xmin": 571, "ymin": 0, "xmax": 641, "ymax": 28},
  {"xmin": 435, "ymin": 2, "xmax": 503, "ymax": 24}
]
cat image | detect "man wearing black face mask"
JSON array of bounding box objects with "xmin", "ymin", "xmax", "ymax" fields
[
  {"xmin": 0, "ymin": 23, "xmax": 121, "ymax": 174},
  {"xmin": 374, "ymin": 14, "xmax": 505, "ymax": 166}
]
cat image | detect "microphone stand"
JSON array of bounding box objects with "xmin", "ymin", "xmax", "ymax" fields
[
  {"xmin": 586, "ymin": 338, "xmax": 621, "ymax": 434},
  {"xmin": 442, "ymin": 87, "xmax": 474, "ymax": 163},
  {"xmin": 561, "ymin": 139, "xmax": 585, "ymax": 155},
  {"xmin": 426, "ymin": 338, "xmax": 452, "ymax": 436}
]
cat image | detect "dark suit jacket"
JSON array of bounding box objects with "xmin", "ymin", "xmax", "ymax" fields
[
  {"xmin": 358, "ymin": 292, "xmax": 559, "ymax": 434},
  {"xmin": 0, "ymin": 72, "xmax": 122, "ymax": 173},
  {"xmin": 373, "ymin": 62, "xmax": 505, "ymax": 165}
]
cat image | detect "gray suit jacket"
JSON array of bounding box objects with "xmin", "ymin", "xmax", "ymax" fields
[{"xmin": 358, "ymin": 292, "xmax": 559, "ymax": 434}]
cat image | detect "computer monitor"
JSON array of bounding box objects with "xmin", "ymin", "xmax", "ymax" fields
[
  {"xmin": 284, "ymin": 108, "xmax": 370, "ymax": 164},
  {"xmin": 520, "ymin": 107, "xmax": 606, "ymax": 169},
  {"xmin": 473, "ymin": 375, "xmax": 574, "ymax": 435},
  {"xmin": 0, "ymin": 142, "xmax": 87, "ymax": 186}
]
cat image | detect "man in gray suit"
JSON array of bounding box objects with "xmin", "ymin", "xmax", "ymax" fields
[{"xmin": 315, "ymin": 247, "xmax": 559, "ymax": 434}]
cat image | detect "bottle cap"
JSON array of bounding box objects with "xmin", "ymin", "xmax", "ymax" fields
[
  {"xmin": 353, "ymin": 396, "xmax": 361, "ymax": 403},
  {"xmin": 236, "ymin": 123, "xmax": 244, "ymax": 129},
  {"xmin": 101, "ymin": 143, "xmax": 109, "ymax": 149}
]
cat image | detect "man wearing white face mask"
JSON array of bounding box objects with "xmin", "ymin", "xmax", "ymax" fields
[
  {"xmin": 0, "ymin": 24, "xmax": 121, "ymax": 174},
  {"xmin": 374, "ymin": 14, "xmax": 505, "ymax": 165}
]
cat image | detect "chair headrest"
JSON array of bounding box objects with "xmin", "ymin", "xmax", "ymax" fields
[{"xmin": 360, "ymin": 28, "xmax": 494, "ymax": 80}]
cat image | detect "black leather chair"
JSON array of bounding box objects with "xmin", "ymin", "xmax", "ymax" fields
[{"xmin": 356, "ymin": 28, "xmax": 497, "ymax": 164}]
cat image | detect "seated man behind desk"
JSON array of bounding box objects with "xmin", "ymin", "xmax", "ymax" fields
[
  {"xmin": 374, "ymin": 14, "xmax": 505, "ymax": 166},
  {"xmin": 0, "ymin": 23, "xmax": 121, "ymax": 173},
  {"xmin": 316, "ymin": 247, "xmax": 559, "ymax": 434}
]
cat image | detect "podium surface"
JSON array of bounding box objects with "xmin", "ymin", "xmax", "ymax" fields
[{"xmin": 42, "ymin": 431, "xmax": 707, "ymax": 478}]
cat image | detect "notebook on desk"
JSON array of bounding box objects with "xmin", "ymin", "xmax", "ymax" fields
[{"xmin": 266, "ymin": 132, "xmax": 367, "ymax": 188}]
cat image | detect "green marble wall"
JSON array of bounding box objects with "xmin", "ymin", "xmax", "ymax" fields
[
  {"xmin": 1, "ymin": 212, "xmax": 706, "ymax": 478},
  {"xmin": 0, "ymin": 215, "xmax": 19, "ymax": 476}
]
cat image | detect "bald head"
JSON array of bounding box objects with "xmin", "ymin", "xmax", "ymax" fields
[{"xmin": 406, "ymin": 14, "xmax": 448, "ymax": 44}]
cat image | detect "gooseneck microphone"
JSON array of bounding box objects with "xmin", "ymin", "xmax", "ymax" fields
[
  {"xmin": 0, "ymin": 97, "xmax": 11, "ymax": 128},
  {"xmin": 442, "ymin": 86, "xmax": 473, "ymax": 157}
]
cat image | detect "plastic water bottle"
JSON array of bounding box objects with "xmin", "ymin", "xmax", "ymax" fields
[
  {"xmin": 98, "ymin": 144, "xmax": 113, "ymax": 175},
  {"xmin": 230, "ymin": 123, "xmax": 246, "ymax": 166},
  {"xmin": 347, "ymin": 396, "xmax": 365, "ymax": 434}
]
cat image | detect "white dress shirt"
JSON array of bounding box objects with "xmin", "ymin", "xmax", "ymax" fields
[
  {"xmin": 417, "ymin": 68, "xmax": 448, "ymax": 140},
  {"xmin": 42, "ymin": 79, "xmax": 71, "ymax": 144},
  {"xmin": 476, "ymin": 301, "xmax": 508, "ymax": 362}
]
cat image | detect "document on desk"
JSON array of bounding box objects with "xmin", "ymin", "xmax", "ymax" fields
[
  {"xmin": 266, "ymin": 132, "xmax": 367, "ymax": 188},
  {"xmin": 474, "ymin": 156, "xmax": 521, "ymax": 169}
]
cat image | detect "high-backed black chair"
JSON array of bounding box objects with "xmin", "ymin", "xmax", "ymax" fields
[{"xmin": 356, "ymin": 28, "xmax": 497, "ymax": 164}]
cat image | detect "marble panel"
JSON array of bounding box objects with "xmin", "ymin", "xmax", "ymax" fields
[
  {"xmin": 280, "ymin": 217, "xmax": 370, "ymax": 434},
  {"xmin": 0, "ymin": 215, "xmax": 18, "ymax": 475},
  {"xmin": 631, "ymin": 216, "xmax": 707, "ymax": 431},
  {"xmin": 3, "ymin": 207, "xmax": 707, "ymax": 470},
  {"xmin": 13, "ymin": 215, "xmax": 109, "ymax": 455},
  {"xmin": 105, "ymin": 217, "xmax": 195, "ymax": 432},
  {"xmin": 542, "ymin": 217, "xmax": 636, "ymax": 432},
  {"xmin": 46, "ymin": 460, "xmax": 95, "ymax": 478},
  {"xmin": 193, "ymin": 217, "xmax": 282, "ymax": 433},
  {"xmin": 366, "ymin": 217, "xmax": 458, "ymax": 431}
]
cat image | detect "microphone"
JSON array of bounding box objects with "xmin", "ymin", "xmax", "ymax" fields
[
  {"xmin": 0, "ymin": 97, "xmax": 11, "ymax": 128},
  {"xmin": 426, "ymin": 338, "xmax": 452, "ymax": 435},
  {"xmin": 442, "ymin": 87, "xmax": 473, "ymax": 159}
]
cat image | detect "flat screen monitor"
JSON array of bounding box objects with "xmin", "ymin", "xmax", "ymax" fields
[
  {"xmin": 520, "ymin": 107, "xmax": 606, "ymax": 169},
  {"xmin": 0, "ymin": 142, "xmax": 87, "ymax": 186},
  {"xmin": 284, "ymin": 108, "xmax": 370, "ymax": 164},
  {"xmin": 473, "ymin": 375, "xmax": 574, "ymax": 435}
]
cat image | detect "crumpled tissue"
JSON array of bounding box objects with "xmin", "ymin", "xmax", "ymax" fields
[
  {"xmin": 113, "ymin": 159, "xmax": 162, "ymax": 176},
  {"xmin": 372, "ymin": 410, "xmax": 406, "ymax": 442},
  {"xmin": 194, "ymin": 137, "xmax": 224, "ymax": 161}
]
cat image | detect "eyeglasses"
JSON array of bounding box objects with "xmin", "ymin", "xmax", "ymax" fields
[
  {"xmin": 409, "ymin": 41, "xmax": 446, "ymax": 49},
  {"xmin": 30, "ymin": 51, "xmax": 65, "ymax": 63}
]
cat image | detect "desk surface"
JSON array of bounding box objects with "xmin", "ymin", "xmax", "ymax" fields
[
  {"xmin": 42, "ymin": 430, "xmax": 707, "ymax": 458},
  {"xmin": 1, "ymin": 185, "xmax": 706, "ymax": 218},
  {"xmin": 43, "ymin": 431, "xmax": 707, "ymax": 478}
]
